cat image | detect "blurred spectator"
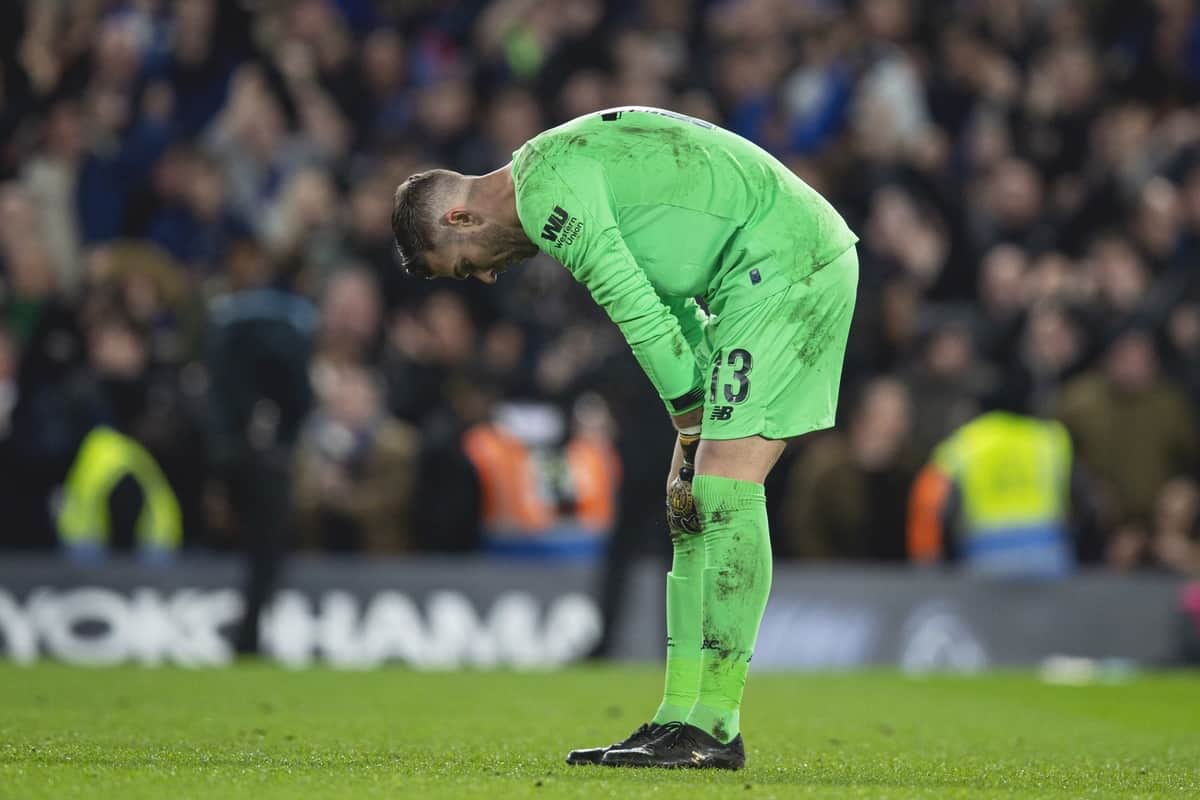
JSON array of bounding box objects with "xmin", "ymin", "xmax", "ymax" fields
[
  {"xmin": 76, "ymin": 78, "xmax": 174, "ymax": 245},
  {"xmin": 901, "ymin": 315, "xmax": 991, "ymax": 458},
  {"xmin": 90, "ymin": 241, "xmax": 196, "ymax": 364},
  {"xmin": 312, "ymin": 266, "xmax": 383, "ymax": 372},
  {"xmin": 385, "ymin": 290, "xmax": 477, "ymax": 425},
  {"xmin": 1016, "ymin": 303, "xmax": 1088, "ymax": 416},
  {"xmin": 354, "ymin": 27, "xmax": 410, "ymax": 138},
  {"xmin": 907, "ymin": 397, "xmax": 1077, "ymax": 578},
  {"xmin": 1132, "ymin": 177, "xmax": 1184, "ymax": 273},
  {"xmin": 205, "ymin": 237, "xmax": 315, "ymax": 653},
  {"xmin": 1153, "ymin": 478, "xmax": 1200, "ymax": 576},
  {"xmin": 204, "ymin": 65, "xmax": 320, "ymax": 239},
  {"xmin": 0, "ymin": 0, "xmax": 1199, "ymax": 573},
  {"xmin": 294, "ymin": 363, "xmax": 419, "ymax": 552},
  {"xmin": 1055, "ymin": 324, "xmax": 1199, "ymax": 568},
  {"xmin": 1, "ymin": 213, "xmax": 62, "ymax": 345},
  {"xmin": 345, "ymin": 173, "xmax": 408, "ymax": 308},
  {"xmin": 1086, "ymin": 234, "xmax": 1152, "ymax": 317},
  {"xmin": 147, "ymin": 148, "xmax": 243, "ymax": 275},
  {"xmin": 782, "ymin": 377, "xmax": 918, "ymax": 560},
  {"xmin": 413, "ymin": 76, "xmax": 476, "ymax": 166},
  {"xmin": 20, "ymin": 101, "xmax": 86, "ymax": 294},
  {"xmin": 264, "ymin": 167, "xmax": 346, "ymax": 280},
  {"xmin": 154, "ymin": 0, "xmax": 245, "ymax": 138},
  {"xmin": 462, "ymin": 394, "xmax": 620, "ymax": 560},
  {"xmin": 1, "ymin": 194, "xmax": 85, "ymax": 548},
  {"xmin": 975, "ymin": 243, "xmax": 1028, "ymax": 365},
  {"xmin": 55, "ymin": 311, "xmax": 183, "ymax": 562},
  {"xmin": 861, "ymin": 187, "xmax": 951, "ymax": 296},
  {"xmin": 971, "ymin": 158, "xmax": 1053, "ymax": 254},
  {"xmin": 1164, "ymin": 291, "xmax": 1200, "ymax": 405},
  {"xmin": 462, "ymin": 86, "xmax": 545, "ymax": 174}
]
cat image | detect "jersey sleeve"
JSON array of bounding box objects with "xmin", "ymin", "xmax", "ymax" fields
[
  {"xmin": 516, "ymin": 150, "xmax": 705, "ymax": 415},
  {"xmin": 663, "ymin": 295, "xmax": 707, "ymax": 349},
  {"xmin": 661, "ymin": 294, "xmax": 710, "ymax": 371}
]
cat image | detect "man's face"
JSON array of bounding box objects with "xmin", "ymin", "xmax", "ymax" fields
[
  {"xmin": 1105, "ymin": 331, "xmax": 1157, "ymax": 393},
  {"xmin": 423, "ymin": 222, "xmax": 539, "ymax": 284}
]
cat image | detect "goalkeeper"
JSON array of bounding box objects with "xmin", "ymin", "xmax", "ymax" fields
[{"xmin": 392, "ymin": 106, "xmax": 858, "ymax": 770}]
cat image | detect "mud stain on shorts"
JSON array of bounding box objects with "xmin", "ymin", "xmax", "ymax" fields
[{"xmin": 792, "ymin": 296, "xmax": 845, "ymax": 369}]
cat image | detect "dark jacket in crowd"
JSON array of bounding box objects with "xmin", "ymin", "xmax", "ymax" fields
[
  {"xmin": 1056, "ymin": 372, "xmax": 1198, "ymax": 528},
  {"xmin": 205, "ymin": 287, "xmax": 316, "ymax": 465}
]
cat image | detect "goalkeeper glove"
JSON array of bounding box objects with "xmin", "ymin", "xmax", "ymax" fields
[{"xmin": 666, "ymin": 432, "xmax": 701, "ymax": 536}]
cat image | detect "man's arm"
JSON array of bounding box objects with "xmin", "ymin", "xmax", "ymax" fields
[
  {"xmin": 907, "ymin": 465, "xmax": 952, "ymax": 563},
  {"xmin": 516, "ymin": 153, "xmax": 706, "ymax": 418},
  {"xmin": 585, "ymin": 227, "xmax": 706, "ymax": 414},
  {"xmin": 661, "ymin": 295, "xmax": 709, "ymax": 361},
  {"xmin": 907, "ymin": 436, "xmax": 961, "ymax": 564}
]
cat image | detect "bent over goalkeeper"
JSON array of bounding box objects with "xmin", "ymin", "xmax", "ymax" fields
[{"xmin": 392, "ymin": 106, "xmax": 858, "ymax": 770}]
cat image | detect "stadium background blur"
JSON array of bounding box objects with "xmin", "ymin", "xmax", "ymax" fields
[{"xmin": 0, "ymin": 0, "xmax": 1198, "ymax": 579}]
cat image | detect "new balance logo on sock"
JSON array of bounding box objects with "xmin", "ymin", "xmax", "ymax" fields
[
  {"xmin": 541, "ymin": 206, "xmax": 569, "ymax": 241},
  {"xmin": 709, "ymin": 406, "xmax": 733, "ymax": 421},
  {"xmin": 701, "ymin": 638, "xmax": 721, "ymax": 650}
]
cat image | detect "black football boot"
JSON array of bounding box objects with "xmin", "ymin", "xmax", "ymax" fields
[
  {"xmin": 601, "ymin": 721, "xmax": 745, "ymax": 770},
  {"xmin": 565, "ymin": 722, "xmax": 669, "ymax": 765}
]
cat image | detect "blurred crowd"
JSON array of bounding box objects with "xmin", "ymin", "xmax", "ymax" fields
[{"xmin": 0, "ymin": 0, "xmax": 1198, "ymax": 574}]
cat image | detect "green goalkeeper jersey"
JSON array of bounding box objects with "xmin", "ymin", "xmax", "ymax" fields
[{"xmin": 511, "ymin": 106, "xmax": 858, "ymax": 414}]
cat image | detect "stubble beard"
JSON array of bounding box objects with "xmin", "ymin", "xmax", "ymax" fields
[{"xmin": 486, "ymin": 224, "xmax": 539, "ymax": 267}]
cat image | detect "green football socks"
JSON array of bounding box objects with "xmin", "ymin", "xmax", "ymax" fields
[
  {"xmin": 652, "ymin": 528, "xmax": 704, "ymax": 724},
  {"xmin": 686, "ymin": 475, "xmax": 773, "ymax": 743}
]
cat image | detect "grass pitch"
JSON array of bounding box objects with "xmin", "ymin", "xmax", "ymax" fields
[{"xmin": 0, "ymin": 664, "xmax": 1197, "ymax": 799}]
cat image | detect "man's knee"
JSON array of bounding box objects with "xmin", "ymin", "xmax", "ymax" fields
[{"xmin": 695, "ymin": 436, "xmax": 785, "ymax": 484}]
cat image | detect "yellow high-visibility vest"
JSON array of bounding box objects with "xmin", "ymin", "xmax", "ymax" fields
[
  {"xmin": 57, "ymin": 426, "xmax": 182, "ymax": 552},
  {"xmin": 932, "ymin": 411, "xmax": 1072, "ymax": 533}
]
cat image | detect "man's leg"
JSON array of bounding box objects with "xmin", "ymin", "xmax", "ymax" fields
[
  {"xmin": 603, "ymin": 248, "xmax": 858, "ymax": 768},
  {"xmin": 687, "ymin": 436, "xmax": 785, "ymax": 742},
  {"xmin": 232, "ymin": 449, "xmax": 291, "ymax": 655},
  {"xmin": 602, "ymin": 436, "xmax": 784, "ymax": 769},
  {"xmin": 567, "ymin": 435, "xmax": 703, "ymax": 764},
  {"xmin": 653, "ymin": 436, "xmax": 704, "ymax": 724}
]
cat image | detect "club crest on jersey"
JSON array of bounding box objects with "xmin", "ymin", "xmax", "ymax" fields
[{"xmin": 541, "ymin": 206, "xmax": 582, "ymax": 248}]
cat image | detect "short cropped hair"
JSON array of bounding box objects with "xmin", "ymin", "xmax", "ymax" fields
[{"xmin": 392, "ymin": 169, "xmax": 455, "ymax": 279}]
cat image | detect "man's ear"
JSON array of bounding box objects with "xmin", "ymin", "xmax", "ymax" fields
[{"xmin": 444, "ymin": 207, "xmax": 479, "ymax": 227}]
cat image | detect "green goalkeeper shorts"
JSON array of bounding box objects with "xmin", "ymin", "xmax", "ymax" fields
[{"xmin": 699, "ymin": 245, "xmax": 858, "ymax": 441}]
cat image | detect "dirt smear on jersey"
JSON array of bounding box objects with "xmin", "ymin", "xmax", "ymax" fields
[
  {"xmin": 614, "ymin": 125, "xmax": 702, "ymax": 169},
  {"xmin": 671, "ymin": 333, "xmax": 686, "ymax": 358}
]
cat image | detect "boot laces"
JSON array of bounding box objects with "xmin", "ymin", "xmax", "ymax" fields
[{"xmin": 650, "ymin": 721, "xmax": 699, "ymax": 750}]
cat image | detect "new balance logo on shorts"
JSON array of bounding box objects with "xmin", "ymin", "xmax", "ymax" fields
[{"xmin": 709, "ymin": 406, "xmax": 734, "ymax": 421}]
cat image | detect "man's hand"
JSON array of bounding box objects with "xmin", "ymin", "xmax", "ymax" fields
[{"xmin": 666, "ymin": 431, "xmax": 702, "ymax": 536}]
